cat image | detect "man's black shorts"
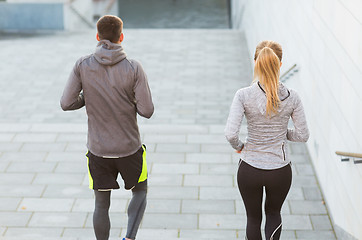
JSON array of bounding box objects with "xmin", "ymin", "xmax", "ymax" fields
[{"xmin": 86, "ymin": 145, "xmax": 147, "ymax": 190}]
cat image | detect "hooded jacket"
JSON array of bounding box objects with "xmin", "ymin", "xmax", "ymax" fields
[
  {"xmin": 225, "ymin": 82, "xmax": 309, "ymax": 169},
  {"xmin": 61, "ymin": 40, "xmax": 154, "ymax": 157}
]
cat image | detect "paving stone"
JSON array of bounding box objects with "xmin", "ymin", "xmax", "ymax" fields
[
  {"xmin": 289, "ymin": 154, "xmax": 308, "ymax": 163},
  {"xmin": 142, "ymin": 213, "xmax": 197, "ymax": 229},
  {"xmin": 29, "ymin": 212, "xmax": 88, "ymax": 227},
  {"xmin": 0, "ymin": 162, "xmax": 9, "ymax": 172},
  {"xmin": 6, "ymin": 162, "xmax": 56, "ymax": 173},
  {"xmin": 200, "ymin": 163, "xmax": 237, "ymax": 174},
  {"xmin": 0, "ymin": 143, "xmax": 22, "ymax": 152},
  {"xmin": 147, "ymin": 186, "xmax": 198, "ymax": 199},
  {"xmin": 0, "ymin": 133, "xmax": 15, "ymax": 142},
  {"xmin": 42, "ymin": 185, "xmax": 93, "ymax": 198},
  {"xmin": 4, "ymin": 227, "xmax": 63, "ymax": 237},
  {"xmin": 147, "ymin": 152, "xmax": 185, "ymax": 163},
  {"xmin": 0, "ymin": 124, "xmax": 30, "ymax": 132},
  {"xmin": 296, "ymin": 230, "xmax": 336, "ymax": 239},
  {"xmin": 295, "ymin": 163, "xmax": 315, "ymax": 175},
  {"xmin": 184, "ymin": 175, "xmax": 233, "ymax": 187},
  {"xmin": 144, "ymin": 134, "xmax": 187, "ymax": 143},
  {"xmin": 156, "ymin": 143, "xmax": 200, "ymax": 153},
  {"xmin": 18, "ymin": 198, "xmax": 74, "ymax": 212},
  {"xmin": 201, "ymin": 144, "xmax": 232, "ymax": 153},
  {"xmin": 182, "ymin": 200, "xmax": 235, "ymax": 214},
  {"xmin": 303, "ymin": 187, "xmax": 323, "ymax": 200},
  {"xmin": 0, "ymin": 185, "xmax": 45, "ymax": 197},
  {"xmin": 286, "ymin": 187, "xmax": 304, "ymax": 200},
  {"xmin": 289, "ymin": 200, "xmax": 327, "ymax": 214},
  {"xmin": 310, "ymin": 215, "xmax": 333, "ymax": 230},
  {"xmin": 72, "ymin": 198, "xmax": 128, "ymax": 213},
  {"xmin": 29, "ymin": 124, "xmax": 87, "ymax": 133},
  {"xmin": 290, "ymin": 143, "xmax": 308, "ymax": 155},
  {"xmin": 140, "ymin": 125, "xmax": 208, "ymax": 134},
  {"xmin": 0, "ymin": 173, "xmax": 35, "ymax": 184},
  {"xmin": 282, "ymin": 215, "xmax": 313, "ymax": 230},
  {"xmin": 21, "ymin": 143, "xmax": 67, "ymax": 152},
  {"xmin": 135, "ymin": 229, "xmax": 178, "ymax": 239},
  {"xmin": 152, "ymin": 163, "xmax": 199, "ymax": 174},
  {"xmin": 0, "ymin": 212, "xmax": 32, "ymax": 227},
  {"xmin": 54, "ymin": 162, "xmax": 87, "ymax": 173},
  {"xmin": 186, "ymin": 153, "xmax": 232, "ymax": 163},
  {"xmin": 33, "ymin": 173, "xmax": 85, "ymax": 185},
  {"xmin": 280, "ymin": 230, "xmax": 297, "ymax": 240},
  {"xmin": 148, "ymin": 174, "xmax": 183, "ymax": 186},
  {"xmin": 63, "ymin": 227, "xmax": 121, "ymax": 238},
  {"xmin": 0, "ymin": 198, "xmax": 22, "ymax": 211},
  {"xmin": 187, "ymin": 134, "xmax": 227, "ymax": 144},
  {"xmin": 0, "ymin": 152, "xmax": 47, "ymax": 162},
  {"xmin": 46, "ymin": 152, "xmax": 85, "ymax": 162},
  {"xmin": 146, "ymin": 199, "xmax": 181, "ymax": 213},
  {"xmin": 292, "ymin": 176, "xmax": 318, "ymax": 188},
  {"xmin": 180, "ymin": 229, "xmax": 237, "ymax": 238},
  {"xmin": 65, "ymin": 142, "xmax": 87, "ymax": 152},
  {"xmin": 200, "ymin": 187, "xmax": 240, "ymax": 200},
  {"xmin": 13, "ymin": 133, "xmax": 57, "ymax": 143},
  {"xmin": 199, "ymin": 214, "xmax": 246, "ymax": 229}
]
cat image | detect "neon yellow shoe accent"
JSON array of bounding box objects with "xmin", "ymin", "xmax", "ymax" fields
[
  {"xmin": 138, "ymin": 145, "xmax": 148, "ymax": 183},
  {"xmin": 86, "ymin": 152, "xmax": 94, "ymax": 189}
]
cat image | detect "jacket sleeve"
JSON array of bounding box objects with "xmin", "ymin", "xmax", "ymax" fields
[
  {"xmin": 133, "ymin": 61, "xmax": 154, "ymax": 118},
  {"xmin": 60, "ymin": 61, "xmax": 85, "ymax": 111},
  {"xmin": 287, "ymin": 91, "xmax": 309, "ymax": 142},
  {"xmin": 225, "ymin": 90, "xmax": 245, "ymax": 151}
]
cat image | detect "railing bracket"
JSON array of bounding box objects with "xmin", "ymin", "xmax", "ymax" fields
[{"xmin": 336, "ymin": 151, "xmax": 362, "ymax": 164}]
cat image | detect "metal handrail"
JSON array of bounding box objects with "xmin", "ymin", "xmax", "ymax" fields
[
  {"xmin": 336, "ymin": 151, "xmax": 362, "ymax": 164},
  {"xmin": 280, "ymin": 64, "xmax": 298, "ymax": 82}
]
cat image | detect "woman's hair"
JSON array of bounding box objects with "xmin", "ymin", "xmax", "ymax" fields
[
  {"xmin": 253, "ymin": 40, "xmax": 283, "ymax": 116},
  {"xmin": 97, "ymin": 15, "xmax": 123, "ymax": 43}
]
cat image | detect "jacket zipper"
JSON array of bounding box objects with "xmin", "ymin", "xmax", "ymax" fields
[{"xmin": 282, "ymin": 143, "xmax": 286, "ymax": 161}]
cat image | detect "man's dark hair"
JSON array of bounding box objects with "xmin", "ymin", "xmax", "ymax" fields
[{"xmin": 97, "ymin": 15, "xmax": 123, "ymax": 43}]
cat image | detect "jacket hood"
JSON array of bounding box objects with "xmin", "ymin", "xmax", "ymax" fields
[
  {"xmin": 94, "ymin": 40, "xmax": 127, "ymax": 66},
  {"xmin": 256, "ymin": 81, "xmax": 291, "ymax": 117},
  {"xmin": 257, "ymin": 81, "xmax": 290, "ymax": 101}
]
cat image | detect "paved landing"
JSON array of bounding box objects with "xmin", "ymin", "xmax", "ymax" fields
[{"xmin": 0, "ymin": 29, "xmax": 335, "ymax": 239}]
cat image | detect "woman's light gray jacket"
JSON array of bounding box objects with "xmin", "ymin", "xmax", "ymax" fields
[{"xmin": 225, "ymin": 82, "xmax": 309, "ymax": 170}]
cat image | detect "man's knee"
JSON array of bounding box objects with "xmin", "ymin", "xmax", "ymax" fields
[{"xmin": 132, "ymin": 180, "xmax": 147, "ymax": 192}]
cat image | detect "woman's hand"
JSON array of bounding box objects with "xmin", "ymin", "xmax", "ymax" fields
[{"xmin": 236, "ymin": 144, "xmax": 244, "ymax": 153}]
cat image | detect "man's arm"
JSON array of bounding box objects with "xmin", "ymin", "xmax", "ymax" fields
[
  {"xmin": 133, "ymin": 61, "xmax": 154, "ymax": 118},
  {"xmin": 60, "ymin": 61, "xmax": 85, "ymax": 111}
]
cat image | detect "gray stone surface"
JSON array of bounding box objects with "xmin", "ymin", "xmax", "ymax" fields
[{"xmin": 0, "ymin": 28, "xmax": 336, "ymax": 239}]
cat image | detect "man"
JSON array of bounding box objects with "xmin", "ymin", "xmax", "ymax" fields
[{"xmin": 60, "ymin": 15, "xmax": 154, "ymax": 240}]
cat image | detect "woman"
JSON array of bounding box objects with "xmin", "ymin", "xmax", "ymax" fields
[{"xmin": 225, "ymin": 40, "xmax": 309, "ymax": 240}]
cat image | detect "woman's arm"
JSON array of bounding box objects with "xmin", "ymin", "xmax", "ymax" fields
[
  {"xmin": 225, "ymin": 90, "xmax": 245, "ymax": 151},
  {"xmin": 287, "ymin": 91, "xmax": 309, "ymax": 142}
]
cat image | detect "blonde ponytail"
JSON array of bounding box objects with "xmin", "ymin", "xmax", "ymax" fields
[{"xmin": 253, "ymin": 41, "xmax": 283, "ymax": 116}]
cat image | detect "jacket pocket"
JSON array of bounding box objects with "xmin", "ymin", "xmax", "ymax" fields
[{"xmin": 281, "ymin": 143, "xmax": 286, "ymax": 161}]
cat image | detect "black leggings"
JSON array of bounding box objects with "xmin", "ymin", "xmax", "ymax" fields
[{"xmin": 237, "ymin": 161, "xmax": 292, "ymax": 240}]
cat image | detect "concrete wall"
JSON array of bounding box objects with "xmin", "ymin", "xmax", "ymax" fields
[
  {"xmin": 0, "ymin": 0, "xmax": 118, "ymax": 31},
  {"xmin": 0, "ymin": 2, "xmax": 64, "ymax": 30},
  {"xmin": 231, "ymin": 0, "xmax": 362, "ymax": 239}
]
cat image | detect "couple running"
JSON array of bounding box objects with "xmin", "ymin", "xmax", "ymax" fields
[{"xmin": 60, "ymin": 15, "xmax": 309, "ymax": 240}]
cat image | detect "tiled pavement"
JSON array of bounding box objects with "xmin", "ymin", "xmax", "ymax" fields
[{"xmin": 0, "ymin": 29, "xmax": 336, "ymax": 239}]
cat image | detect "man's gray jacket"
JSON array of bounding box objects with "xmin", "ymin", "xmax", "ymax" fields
[{"xmin": 61, "ymin": 40, "xmax": 154, "ymax": 158}]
